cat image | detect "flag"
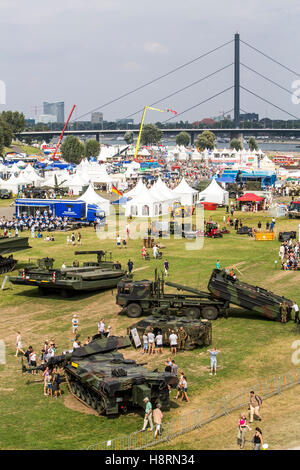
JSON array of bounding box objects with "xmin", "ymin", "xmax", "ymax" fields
[
  {"xmin": 167, "ymin": 108, "xmax": 177, "ymax": 115},
  {"xmin": 112, "ymin": 185, "xmax": 122, "ymax": 196}
]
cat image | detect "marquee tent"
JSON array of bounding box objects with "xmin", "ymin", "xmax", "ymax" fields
[
  {"xmin": 124, "ymin": 183, "xmax": 169, "ymax": 217},
  {"xmin": 197, "ymin": 179, "xmax": 229, "ymax": 206},
  {"xmin": 77, "ymin": 183, "xmax": 110, "ymax": 215},
  {"xmin": 172, "ymin": 177, "xmax": 198, "ymax": 205}
]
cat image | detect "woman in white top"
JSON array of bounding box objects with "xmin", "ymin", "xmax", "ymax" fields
[
  {"xmin": 147, "ymin": 329, "xmax": 155, "ymax": 355},
  {"xmin": 15, "ymin": 332, "xmax": 25, "ymax": 357}
]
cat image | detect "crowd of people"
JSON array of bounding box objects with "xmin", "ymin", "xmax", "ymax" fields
[
  {"xmin": 279, "ymin": 239, "xmax": 300, "ymax": 270},
  {"xmin": 0, "ymin": 211, "xmax": 70, "ymax": 236}
]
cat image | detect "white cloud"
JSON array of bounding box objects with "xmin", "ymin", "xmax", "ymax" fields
[{"xmin": 144, "ymin": 42, "xmax": 168, "ymax": 55}]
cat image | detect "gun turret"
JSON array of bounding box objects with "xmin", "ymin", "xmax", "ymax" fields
[{"xmin": 37, "ymin": 257, "xmax": 54, "ymax": 270}]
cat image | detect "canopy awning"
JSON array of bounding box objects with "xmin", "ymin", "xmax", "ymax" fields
[{"xmin": 237, "ymin": 193, "xmax": 265, "ymax": 202}]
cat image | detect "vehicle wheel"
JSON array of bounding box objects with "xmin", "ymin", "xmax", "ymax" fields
[
  {"xmin": 201, "ymin": 306, "xmax": 219, "ymax": 320},
  {"xmin": 126, "ymin": 303, "xmax": 142, "ymax": 318},
  {"xmin": 91, "ymin": 396, "xmax": 97, "ymax": 410},
  {"xmin": 86, "ymin": 392, "xmax": 92, "ymax": 406},
  {"xmin": 185, "ymin": 307, "xmax": 201, "ymax": 319},
  {"xmin": 61, "ymin": 289, "xmax": 70, "ymax": 298}
]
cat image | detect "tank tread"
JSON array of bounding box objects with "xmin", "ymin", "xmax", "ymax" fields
[{"xmin": 64, "ymin": 372, "xmax": 92, "ymax": 410}]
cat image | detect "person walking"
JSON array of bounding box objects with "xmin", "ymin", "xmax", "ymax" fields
[
  {"xmin": 175, "ymin": 372, "xmax": 185, "ymax": 400},
  {"xmin": 208, "ymin": 347, "xmax": 220, "ymax": 375},
  {"xmin": 164, "ymin": 259, "xmax": 169, "ymax": 277},
  {"xmin": 15, "ymin": 332, "xmax": 25, "ymax": 357},
  {"xmin": 142, "ymin": 332, "xmax": 149, "ymax": 354},
  {"xmin": 153, "ymin": 244, "xmax": 158, "ymax": 259},
  {"xmin": 237, "ymin": 413, "xmax": 251, "ymax": 449},
  {"xmin": 77, "ymin": 232, "xmax": 82, "ymax": 245},
  {"xmin": 180, "ymin": 376, "xmax": 189, "ymax": 402},
  {"xmin": 153, "ymin": 404, "xmax": 163, "ymax": 439},
  {"xmin": 43, "ymin": 367, "xmax": 50, "ymax": 396},
  {"xmin": 98, "ymin": 318, "xmax": 105, "ymax": 336},
  {"xmin": 252, "ymin": 427, "xmax": 263, "ymax": 450},
  {"xmin": 127, "ymin": 259, "xmax": 134, "ymax": 275},
  {"xmin": 141, "ymin": 397, "xmax": 153, "ymax": 432},
  {"xmin": 249, "ymin": 391, "xmax": 262, "ymax": 423},
  {"xmin": 116, "ymin": 234, "xmax": 121, "ymax": 248}
]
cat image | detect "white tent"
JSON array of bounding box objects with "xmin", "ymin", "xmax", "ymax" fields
[
  {"xmin": 62, "ymin": 172, "xmax": 89, "ymax": 195},
  {"xmin": 198, "ymin": 179, "xmax": 229, "ymax": 206},
  {"xmin": 152, "ymin": 177, "xmax": 177, "ymax": 202},
  {"xmin": 0, "ymin": 174, "xmax": 21, "ymax": 194},
  {"xmin": 77, "ymin": 183, "xmax": 110, "ymax": 215},
  {"xmin": 124, "ymin": 179, "xmax": 144, "ymax": 198},
  {"xmin": 172, "ymin": 177, "xmax": 198, "ymax": 205},
  {"xmin": 125, "ymin": 183, "xmax": 168, "ymax": 217}
]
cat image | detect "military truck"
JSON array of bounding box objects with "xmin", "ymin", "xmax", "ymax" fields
[
  {"xmin": 22, "ymin": 335, "xmax": 178, "ymax": 415},
  {"xmin": 0, "ymin": 236, "xmax": 31, "ymax": 273},
  {"xmin": 117, "ymin": 269, "xmax": 293, "ymax": 322},
  {"xmin": 9, "ymin": 250, "xmax": 126, "ymax": 296},
  {"xmin": 117, "ymin": 270, "xmax": 227, "ymax": 320},
  {"xmin": 128, "ymin": 316, "xmax": 212, "ymax": 350},
  {"xmin": 0, "ymin": 189, "xmax": 12, "ymax": 199}
]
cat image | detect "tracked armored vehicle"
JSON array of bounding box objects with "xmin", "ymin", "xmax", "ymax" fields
[
  {"xmin": 128, "ymin": 316, "xmax": 212, "ymax": 350},
  {"xmin": 0, "ymin": 236, "xmax": 31, "ymax": 273},
  {"xmin": 22, "ymin": 335, "xmax": 178, "ymax": 415},
  {"xmin": 9, "ymin": 250, "xmax": 126, "ymax": 296}
]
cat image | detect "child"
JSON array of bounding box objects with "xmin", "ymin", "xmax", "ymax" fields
[{"xmin": 142, "ymin": 333, "xmax": 148, "ymax": 354}]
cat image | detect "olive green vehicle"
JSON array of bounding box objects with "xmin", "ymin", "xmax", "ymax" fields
[
  {"xmin": 128, "ymin": 316, "xmax": 212, "ymax": 350},
  {"xmin": 207, "ymin": 268, "xmax": 293, "ymax": 322},
  {"xmin": 0, "ymin": 236, "xmax": 31, "ymax": 273},
  {"xmin": 117, "ymin": 269, "xmax": 293, "ymax": 322},
  {"xmin": 9, "ymin": 250, "xmax": 126, "ymax": 296},
  {"xmin": 22, "ymin": 335, "xmax": 178, "ymax": 415}
]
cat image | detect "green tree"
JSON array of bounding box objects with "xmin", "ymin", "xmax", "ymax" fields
[
  {"xmin": 230, "ymin": 138, "xmax": 243, "ymax": 151},
  {"xmin": 1, "ymin": 111, "xmax": 25, "ymax": 134},
  {"xmin": 141, "ymin": 124, "xmax": 162, "ymax": 145},
  {"xmin": 85, "ymin": 139, "xmax": 100, "ymax": 158},
  {"xmin": 0, "ymin": 126, "xmax": 4, "ymax": 156},
  {"xmin": 248, "ymin": 136, "xmax": 258, "ymax": 151},
  {"xmin": 0, "ymin": 120, "xmax": 13, "ymax": 147},
  {"xmin": 124, "ymin": 131, "xmax": 134, "ymax": 145},
  {"xmin": 61, "ymin": 135, "xmax": 85, "ymax": 164},
  {"xmin": 176, "ymin": 131, "xmax": 190, "ymax": 147},
  {"xmin": 196, "ymin": 130, "xmax": 216, "ymax": 150}
]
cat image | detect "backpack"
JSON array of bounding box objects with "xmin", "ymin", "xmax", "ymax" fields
[{"xmin": 255, "ymin": 395, "xmax": 262, "ymax": 406}]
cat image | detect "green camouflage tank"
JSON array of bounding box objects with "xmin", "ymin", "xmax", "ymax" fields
[{"xmin": 22, "ymin": 335, "xmax": 178, "ymax": 415}]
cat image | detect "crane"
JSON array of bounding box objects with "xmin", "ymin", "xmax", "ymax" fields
[{"xmin": 52, "ymin": 104, "xmax": 76, "ymax": 160}]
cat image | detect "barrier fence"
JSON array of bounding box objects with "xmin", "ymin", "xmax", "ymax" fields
[{"xmin": 86, "ymin": 369, "xmax": 300, "ymax": 450}]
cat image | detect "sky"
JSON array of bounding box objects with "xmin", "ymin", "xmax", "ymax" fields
[{"xmin": 1, "ymin": 0, "xmax": 300, "ymax": 124}]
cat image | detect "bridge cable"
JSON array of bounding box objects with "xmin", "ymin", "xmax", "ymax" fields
[
  {"xmin": 71, "ymin": 40, "xmax": 233, "ymax": 122},
  {"xmin": 241, "ymin": 63, "xmax": 294, "ymax": 96},
  {"xmin": 241, "ymin": 40, "xmax": 300, "ymax": 78},
  {"xmin": 93, "ymin": 63, "xmax": 234, "ymax": 131},
  {"xmin": 161, "ymin": 87, "xmax": 234, "ymax": 123},
  {"xmin": 240, "ymin": 86, "xmax": 300, "ymax": 121}
]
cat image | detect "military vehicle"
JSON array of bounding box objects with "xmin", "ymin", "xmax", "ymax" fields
[
  {"xmin": 9, "ymin": 250, "xmax": 126, "ymax": 296},
  {"xmin": 22, "ymin": 335, "xmax": 178, "ymax": 415},
  {"xmin": 0, "ymin": 236, "xmax": 31, "ymax": 273},
  {"xmin": 287, "ymin": 201, "xmax": 300, "ymax": 218},
  {"xmin": 128, "ymin": 316, "xmax": 212, "ymax": 350},
  {"xmin": 117, "ymin": 270, "xmax": 228, "ymax": 319},
  {"xmin": 207, "ymin": 269, "xmax": 293, "ymax": 322},
  {"xmin": 0, "ymin": 189, "xmax": 12, "ymax": 199},
  {"xmin": 118, "ymin": 269, "xmax": 293, "ymax": 322}
]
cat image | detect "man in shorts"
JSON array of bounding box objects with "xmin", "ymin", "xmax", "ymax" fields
[
  {"xmin": 155, "ymin": 331, "xmax": 163, "ymax": 354},
  {"xmin": 153, "ymin": 404, "xmax": 163, "ymax": 439},
  {"xmin": 147, "ymin": 328, "xmax": 155, "ymax": 355},
  {"xmin": 169, "ymin": 330, "xmax": 178, "ymax": 355}
]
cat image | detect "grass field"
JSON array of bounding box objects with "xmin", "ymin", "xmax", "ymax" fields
[{"xmin": 0, "ymin": 202, "xmax": 300, "ymax": 450}]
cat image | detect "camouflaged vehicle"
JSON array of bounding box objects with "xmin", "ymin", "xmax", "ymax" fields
[
  {"xmin": 9, "ymin": 250, "xmax": 126, "ymax": 296},
  {"xmin": 208, "ymin": 269, "xmax": 293, "ymax": 322},
  {"xmin": 117, "ymin": 270, "xmax": 227, "ymax": 320},
  {"xmin": 0, "ymin": 236, "xmax": 31, "ymax": 273},
  {"xmin": 128, "ymin": 316, "xmax": 212, "ymax": 350},
  {"xmin": 22, "ymin": 335, "xmax": 178, "ymax": 415}
]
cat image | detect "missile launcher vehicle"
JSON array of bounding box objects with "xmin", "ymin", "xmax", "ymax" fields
[{"xmin": 0, "ymin": 236, "xmax": 31, "ymax": 273}]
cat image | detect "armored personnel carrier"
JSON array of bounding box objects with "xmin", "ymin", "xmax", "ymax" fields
[
  {"xmin": 9, "ymin": 250, "xmax": 126, "ymax": 296},
  {"xmin": 22, "ymin": 335, "xmax": 178, "ymax": 415},
  {"xmin": 0, "ymin": 236, "xmax": 31, "ymax": 273},
  {"xmin": 128, "ymin": 316, "xmax": 212, "ymax": 350}
]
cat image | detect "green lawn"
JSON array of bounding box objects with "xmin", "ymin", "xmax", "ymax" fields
[{"xmin": 0, "ymin": 203, "xmax": 300, "ymax": 449}]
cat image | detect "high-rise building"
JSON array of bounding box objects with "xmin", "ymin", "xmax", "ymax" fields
[
  {"xmin": 240, "ymin": 113, "xmax": 259, "ymax": 122},
  {"xmin": 91, "ymin": 112, "xmax": 103, "ymax": 124},
  {"xmin": 37, "ymin": 114, "xmax": 57, "ymax": 124},
  {"xmin": 43, "ymin": 101, "xmax": 65, "ymax": 123}
]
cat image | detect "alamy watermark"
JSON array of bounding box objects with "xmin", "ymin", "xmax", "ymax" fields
[
  {"xmin": 0, "ymin": 80, "xmax": 6, "ymax": 105},
  {"xmin": 0, "ymin": 340, "xmax": 6, "ymax": 364},
  {"xmin": 291, "ymin": 339, "xmax": 300, "ymax": 365},
  {"xmin": 95, "ymin": 204, "xmax": 205, "ymax": 251}
]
